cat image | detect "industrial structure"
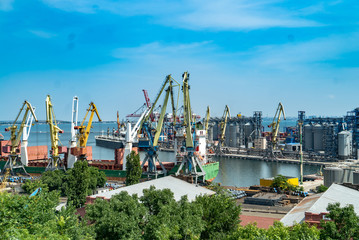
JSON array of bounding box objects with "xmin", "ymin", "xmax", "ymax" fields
[{"xmin": 2, "ymin": 101, "xmax": 38, "ymax": 176}]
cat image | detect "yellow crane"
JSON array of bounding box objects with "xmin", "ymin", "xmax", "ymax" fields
[
  {"xmin": 2, "ymin": 101, "xmax": 37, "ymax": 176},
  {"xmin": 175, "ymin": 72, "xmax": 206, "ymax": 183},
  {"xmin": 219, "ymin": 105, "xmax": 231, "ymax": 147},
  {"xmin": 72, "ymin": 102, "xmax": 102, "ymax": 160},
  {"xmin": 45, "ymin": 95, "xmax": 66, "ymax": 171},
  {"xmin": 268, "ymin": 102, "xmax": 286, "ymax": 149}
]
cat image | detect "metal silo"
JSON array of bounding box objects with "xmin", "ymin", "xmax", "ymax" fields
[
  {"xmin": 353, "ymin": 171, "xmax": 359, "ymax": 184},
  {"xmin": 229, "ymin": 124, "xmax": 236, "ymax": 147},
  {"xmin": 304, "ymin": 124, "xmax": 313, "ymax": 151},
  {"xmin": 207, "ymin": 125, "xmax": 213, "ymax": 142},
  {"xmin": 323, "ymin": 167, "xmax": 344, "ymax": 187},
  {"xmin": 225, "ymin": 123, "xmax": 230, "ymax": 146},
  {"xmin": 338, "ymin": 131, "xmax": 352, "ymax": 159},
  {"xmin": 236, "ymin": 123, "xmax": 240, "ymax": 148},
  {"xmin": 313, "ymin": 124, "xmax": 324, "ymax": 151}
]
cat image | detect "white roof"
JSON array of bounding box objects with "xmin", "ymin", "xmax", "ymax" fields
[
  {"xmin": 281, "ymin": 184, "xmax": 359, "ymax": 226},
  {"xmin": 91, "ymin": 176, "xmax": 215, "ymax": 202}
]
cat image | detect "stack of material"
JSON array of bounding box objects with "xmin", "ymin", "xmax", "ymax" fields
[{"xmin": 244, "ymin": 192, "xmax": 285, "ymax": 206}]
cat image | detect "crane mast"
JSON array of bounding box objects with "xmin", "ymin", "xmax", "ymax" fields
[
  {"xmin": 20, "ymin": 107, "xmax": 36, "ymax": 167},
  {"xmin": 139, "ymin": 75, "xmax": 180, "ymax": 177},
  {"xmin": 2, "ymin": 101, "xmax": 38, "ymax": 176},
  {"xmin": 67, "ymin": 96, "xmax": 79, "ymax": 168},
  {"xmin": 45, "ymin": 95, "xmax": 66, "ymax": 171},
  {"xmin": 175, "ymin": 72, "xmax": 206, "ymax": 183},
  {"xmin": 264, "ymin": 102, "xmax": 286, "ymax": 160},
  {"xmin": 269, "ymin": 102, "xmax": 286, "ymax": 148},
  {"xmin": 72, "ymin": 102, "xmax": 102, "ymax": 160}
]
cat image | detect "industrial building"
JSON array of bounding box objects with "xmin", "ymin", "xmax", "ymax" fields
[
  {"xmin": 301, "ymin": 108, "xmax": 359, "ymax": 161},
  {"xmin": 208, "ymin": 111, "xmax": 263, "ymax": 149},
  {"xmin": 280, "ymin": 183, "xmax": 359, "ymax": 227}
]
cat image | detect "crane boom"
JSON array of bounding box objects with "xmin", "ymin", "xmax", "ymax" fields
[
  {"xmin": 78, "ymin": 102, "xmax": 102, "ymax": 148},
  {"xmin": 8, "ymin": 101, "xmax": 38, "ymax": 155},
  {"xmin": 269, "ymin": 102, "xmax": 286, "ymax": 148},
  {"xmin": 2, "ymin": 101, "xmax": 37, "ymax": 176},
  {"xmin": 45, "ymin": 95, "xmax": 66, "ymax": 171},
  {"xmin": 219, "ymin": 105, "xmax": 231, "ymax": 147}
]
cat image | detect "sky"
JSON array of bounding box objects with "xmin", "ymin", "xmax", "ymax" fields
[{"xmin": 0, "ymin": 0, "xmax": 359, "ymax": 121}]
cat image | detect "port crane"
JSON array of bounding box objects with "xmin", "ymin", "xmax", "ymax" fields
[
  {"xmin": 45, "ymin": 95, "xmax": 66, "ymax": 171},
  {"xmin": 20, "ymin": 107, "xmax": 36, "ymax": 167},
  {"xmin": 265, "ymin": 102, "xmax": 286, "ymax": 159},
  {"xmin": 2, "ymin": 101, "xmax": 38, "ymax": 176},
  {"xmin": 216, "ymin": 105, "xmax": 230, "ymax": 154},
  {"xmin": 72, "ymin": 102, "xmax": 102, "ymax": 161},
  {"xmin": 175, "ymin": 72, "xmax": 206, "ymax": 183},
  {"xmin": 139, "ymin": 75, "xmax": 180, "ymax": 178}
]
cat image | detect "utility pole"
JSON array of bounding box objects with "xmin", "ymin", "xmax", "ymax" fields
[{"xmin": 299, "ymin": 121, "xmax": 303, "ymax": 185}]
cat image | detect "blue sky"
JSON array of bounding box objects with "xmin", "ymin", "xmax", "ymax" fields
[{"xmin": 1, "ymin": 0, "xmax": 359, "ymax": 121}]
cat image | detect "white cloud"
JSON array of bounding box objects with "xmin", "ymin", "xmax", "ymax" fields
[
  {"xmin": 112, "ymin": 41, "xmax": 212, "ymax": 59},
  {"xmin": 28, "ymin": 29, "xmax": 57, "ymax": 39},
  {"xmin": 42, "ymin": 0, "xmax": 322, "ymax": 30},
  {"xmin": 0, "ymin": 0, "xmax": 14, "ymax": 11}
]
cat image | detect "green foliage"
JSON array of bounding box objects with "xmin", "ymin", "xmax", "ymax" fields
[
  {"xmin": 317, "ymin": 184, "xmax": 328, "ymax": 193},
  {"xmin": 320, "ymin": 202, "xmax": 359, "ymax": 240},
  {"xmin": 126, "ymin": 151, "xmax": 142, "ymax": 186},
  {"xmin": 195, "ymin": 192, "xmax": 242, "ymax": 239},
  {"xmin": 230, "ymin": 222, "xmax": 320, "ymax": 240},
  {"xmin": 271, "ymin": 174, "xmax": 296, "ymax": 191},
  {"xmin": 0, "ymin": 191, "xmax": 93, "ymax": 239},
  {"xmin": 207, "ymin": 182, "xmax": 231, "ymax": 195},
  {"xmin": 23, "ymin": 161, "xmax": 107, "ymax": 208},
  {"xmin": 64, "ymin": 160, "xmax": 91, "ymax": 208},
  {"xmin": 22, "ymin": 179, "xmax": 48, "ymax": 194},
  {"xmin": 86, "ymin": 186, "xmax": 238, "ymax": 240},
  {"xmin": 86, "ymin": 191, "xmax": 147, "ymax": 240},
  {"xmin": 88, "ymin": 166, "xmax": 107, "ymax": 194}
]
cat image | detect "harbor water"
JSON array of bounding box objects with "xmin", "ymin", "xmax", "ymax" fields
[{"xmin": 0, "ymin": 121, "xmax": 319, "ymax": 187}]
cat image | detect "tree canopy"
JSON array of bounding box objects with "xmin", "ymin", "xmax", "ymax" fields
[{"xmin": 125, "ymin": 150, "xmax": 142, "ymax": 186}]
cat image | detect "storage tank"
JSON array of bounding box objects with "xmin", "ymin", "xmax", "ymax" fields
[
  {"xmin": 207, "ymin": 125, "xmax": 213, "ymax": 142},
  {"xmin": 304, "ymin": 124, "xmax": 313, "ymax": 151},
  {"xmin": 323, "ymin": 167, "xmax": 344, "ymax": 187},
  {"xmin": 353, "ymin": 171, "xmax": 359, "ymax": 184},
  {"xmin": 229, "ymin": 124, "xmax": 236, "ymax": 147},
  {"xmin": 338, "ymin": 131, "xmax": 352, "ymax": 159},
  {"xmin": 236, "ymin": 124, "xmax": 241, "ymax": 147},
  {"xmin": 225, "ymin": 123, "xmax": 230, "ymax": 146},
  {"xmin": 244, "ymin": 123, "xmax": 253, "ymax": 143},
  {"xmin": 313, "ymin": 124, "xmax": 324, "ymax": 151}
]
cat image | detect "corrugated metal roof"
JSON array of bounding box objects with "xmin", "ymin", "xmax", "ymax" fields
[
  {"xmin": 281, "ymin": 183, "xmax": 359, "ymax": 226},
  {"xmin": 90, "ymin": 176, "xmax": 216, "ymax": 202}
]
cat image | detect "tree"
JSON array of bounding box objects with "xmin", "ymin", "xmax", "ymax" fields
[
  {"xmin": 195, "ymin": 192, "xmax": 242, "ymax": 239},
  {"xmin": 88, "ymin": 166, "xmax": 107, "ymax": 194},
  {"xmin": 64, "ymin": 160, "xmax": 91, "ymax": 208},
  {"xmin": 320, "ymin": 202, "xmax": 359, "ymax": 240},
  {"xmin": 126, "ymin": 151, "xmax": 142, "ymax": 186},
  {"xmin": 317, "ymin": 184, "xmax": 328, "ymax": 193},
  {"xmin": 22, "ymin": 179, "xmax": 48, "ymax": 194},
  {"xmin": 271, "ymin": 174, "xmax": 296, "ymax": 191},
  {"xmin": 86, "ymin": 191, "xmax": 146, "ymax": 240},
  {"xmin": 0, "ymin": 191, "xmax": 93, "ymax": 239},
  {"xmin": 41, "ymin": 170, "xmax": 66, "ymax": 195}
]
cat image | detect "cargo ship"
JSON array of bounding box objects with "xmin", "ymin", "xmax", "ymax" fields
[{"xmin": 0, "ymin": 143, "xmax": 219, "ymax": 182}]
